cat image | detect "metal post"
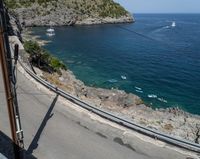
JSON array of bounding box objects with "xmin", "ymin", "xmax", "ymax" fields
[
  {"xmin": 0, "ymin": 28, "xmax": 21, "ymax": 159},
  {"xmin": 0, "ymin": 0, "xmax": 23, "ymax": 158}
]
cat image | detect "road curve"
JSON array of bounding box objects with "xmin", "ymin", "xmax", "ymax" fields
[
  {"xmin": 0, "ymin": 65, "xmax": 193, "ymax": 159},
  {"xmin": 0, "ymin": 66, "xmax": 153, "ymax": 159}
]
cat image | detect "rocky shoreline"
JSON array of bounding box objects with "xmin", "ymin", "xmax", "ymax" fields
[
  {"xmin": 75, "ymin": 16, "xmax": 134, "ymax": 26},
  {"xmin": 14, "ymin": 10, "xmax": 134, "ymax": 27},
  {"xmin": 37, "ymin": 65, "xmax": 200, "ymax": 144},
  {"xmin": 8, "ymin": 1, "xmax": 134, "ymax": 27}
]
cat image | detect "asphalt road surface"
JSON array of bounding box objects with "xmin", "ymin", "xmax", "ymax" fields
[
  {"xmin": 0, "ymin": 65, "xmax": 156, "ymax": 159},
  {"xmin": 0, "ymin": 65, "xmax": 190, "ymax": 159}
]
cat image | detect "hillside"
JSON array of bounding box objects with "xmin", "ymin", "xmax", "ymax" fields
[{"xmin": 5, "ymin": 0, "xmax": 134, "ymax": 26}]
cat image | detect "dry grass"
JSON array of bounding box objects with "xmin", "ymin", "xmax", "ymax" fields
[{"xmin": 163, "ymin": 123, "xmax": 174, "ymax": 131}]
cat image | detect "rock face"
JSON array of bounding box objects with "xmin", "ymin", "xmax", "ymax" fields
[
  {"xmin": 5, "ymin": 0, "xmax": 134, "ymax": 26},
  {"xmin": 43, "ymin": 69, "xmax": 143, "ymax": 109}
]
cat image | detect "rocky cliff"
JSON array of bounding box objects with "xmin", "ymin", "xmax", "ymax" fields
[{"xmin": 5, "ymin": 0, "xmax": 134, "ymax": 26}]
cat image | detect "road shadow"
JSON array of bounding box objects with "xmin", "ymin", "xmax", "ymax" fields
[
  {"xmin": 27, "ymin": 94, "xmax": 59, "ymax": 155},
  {"xmin": 0, "ymin": 131, "xmax": 37, "ymax": 159}
]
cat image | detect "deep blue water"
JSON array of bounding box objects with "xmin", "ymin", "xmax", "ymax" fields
[{"xmin": 31, "ymin": 14, "xmax": 200, "ymax": 115}]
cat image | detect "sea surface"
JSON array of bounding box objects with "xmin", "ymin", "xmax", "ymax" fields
[{"xmin": 31, "ymin": 14, "xmax": 200, "ymax": 115}]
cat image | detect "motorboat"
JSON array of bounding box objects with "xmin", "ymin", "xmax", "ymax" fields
[
  {"xmin": 121, "ymin": 75, "xmax": 127, "ymax": 80},
  {"xmin": 148, "ymin": 94, "xmax": 157, "ymax": 98},
  {"xmin": 171, "ymin": 21, "xmax": 176, "ymax": 27}
]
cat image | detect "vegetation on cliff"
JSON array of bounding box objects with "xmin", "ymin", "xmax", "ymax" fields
[
  {"xmin": 24, "ymin": 40, "xmax": 66, "ymax": 73},
  {"xmin": 5, "ymin": 0, "xmax": 128, "ymax": 18},
  {"xmin": 5, "ymin": 0, "xmax": 133, "ymax": 26}
]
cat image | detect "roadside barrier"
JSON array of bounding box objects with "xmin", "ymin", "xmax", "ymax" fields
[{"xmin": 19, "ymin": 60, "xmax": 200, "ymax": 153}]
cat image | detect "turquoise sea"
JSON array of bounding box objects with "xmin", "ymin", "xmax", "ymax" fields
[{"xmin": 31, "ymin": 14, "xmax": 200, "ymax": 115}]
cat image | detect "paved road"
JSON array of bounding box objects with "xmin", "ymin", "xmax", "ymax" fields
[
  {"xmin": 0, "ymin": 65, "xmax": 192, "ymax": 159},
  {"xmin": 0, "ymin": 66, "xmax": 155, "ymax": 159}
]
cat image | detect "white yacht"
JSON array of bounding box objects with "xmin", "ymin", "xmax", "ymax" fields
[{"xmin": 46, "ymin": 27, "xmax": 55, "ymax": 36}]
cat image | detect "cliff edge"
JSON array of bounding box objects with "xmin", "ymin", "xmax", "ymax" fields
[{"xmin": 5, "ymin": 0, "xmax": 134, "ymax": 26}]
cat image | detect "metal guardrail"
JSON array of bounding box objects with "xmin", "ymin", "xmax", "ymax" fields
[{"xmin": 18, "ymin": 60, "xmax": 200, "ymax": 153}]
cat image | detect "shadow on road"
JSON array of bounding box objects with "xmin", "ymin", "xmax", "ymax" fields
[
  {"xmin": 0, "ymin": 131, "xmax": 37, "ymax": 159},
  {"xmin": 27, "ymin": 94, "xmax": 59, "ymax": 155}
]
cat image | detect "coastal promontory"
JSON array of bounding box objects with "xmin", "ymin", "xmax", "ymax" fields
[{"xmin": 5, "ymin": 0, "xmax": 134, "ymax": 26}]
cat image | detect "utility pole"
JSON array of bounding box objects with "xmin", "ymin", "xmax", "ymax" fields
[
  {"xmin": 0, "ymin": 31, "xmax": 20, "ymax": 159},
  {"xmin": 0, "ymin": 0, "xmax": 24, "ymax": 158}
]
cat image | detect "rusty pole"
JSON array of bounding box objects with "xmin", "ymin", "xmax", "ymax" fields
[{"xmin": 0, "ymin": 28, "xmax": 21, "ymax": 159}]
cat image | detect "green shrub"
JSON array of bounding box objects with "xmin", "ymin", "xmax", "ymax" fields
[
  {"xmin": 50, "ymin": 57, "xmax": 66, "ymax": 71},
  {"xmin": 24, "ymin": 40, "xmax": 67, "ymax": 73},
  {"xmin": 98, "ymin": 0, "xmax": 128, "ymax": 18},
  {"xmin": 24, "ymin": 40, "xmax": 41, "ymax": 55},
  {"xmin": 4, "ymin": 0, "xmax": 18, "ymax": 9}
]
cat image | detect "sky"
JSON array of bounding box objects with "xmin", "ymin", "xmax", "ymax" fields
[{"xmin": 114, "ymin": 0, "xmax": 200, "ymax": 13}]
